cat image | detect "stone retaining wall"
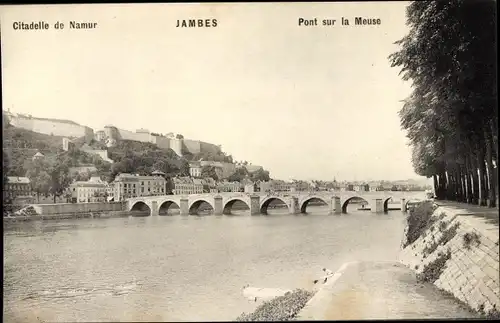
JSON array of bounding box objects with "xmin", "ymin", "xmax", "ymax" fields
[
  {"xmin": 399, "ymin": 205, "xmax": 500, "ymax": 315},
  {"xmin": 30, "ymin": 202, "xmax": 125, "ymax": 215}
]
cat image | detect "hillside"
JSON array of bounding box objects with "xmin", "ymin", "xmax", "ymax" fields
[
  {"xmin": 108, "ymin": 139, "xmax": 189, "ymax": 178},
  {"xmin": 3, "ymin": 124, "xmax": 67, "ymax": 176}
]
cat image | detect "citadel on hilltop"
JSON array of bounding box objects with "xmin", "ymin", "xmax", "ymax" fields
[{"xmin": 5, "ymin": 110, "xmax": 222, "ymax": 157}]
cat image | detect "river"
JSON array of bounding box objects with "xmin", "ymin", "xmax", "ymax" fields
[{"xmin": 4, "ymin": 204, "xmax": 409, "ymax": 322}]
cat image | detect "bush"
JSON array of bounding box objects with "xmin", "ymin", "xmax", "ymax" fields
[
  {"xmin": 462, "ymin": 231, "xmax": 481, "ymax": 250},
  {"xmin": 422, "ymin": 222, "xmax": 460, "ymax": 258},
  {"xmin": 404, "ymin": 201, "xmax": 436, "ymax": 248},
  {"xmin": 236, "ymin": 289, "xmax": 314, "ymax": 321},
  {"xmin": 417, "ymin": 249, "xmax": 452, "ymax": 283}
]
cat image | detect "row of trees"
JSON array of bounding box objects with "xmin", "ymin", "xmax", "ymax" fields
[{"xmin": 389, "ymin": 1, "xmax": 497, "ymax": 206}]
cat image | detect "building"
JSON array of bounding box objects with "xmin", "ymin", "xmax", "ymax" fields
[
  {"xmin": 113, "ymin": 173, "xmax": 167, "ymax": 201},
  {"xmin": 189, "ymin": 161, "xmax": 202, "ymax": 178},
  {"xmin": 172, "ymin": 177, "xmax": 203, "ymax": 195},
  {"xmin": 32, "ymin": 151, "xmax": 44, "ymax": 161},
  {"xmin": 69, "ymin": 176, "xmax": 108, "ymax": 203},
  {"xmin": 354, "ymin": 184, "xmax": 370, "ymax": 192},
  {"xmin": 270, "ymin": 180, "xmax": 294, "ymax": 192},
  {"xmin": 218, "ymin": 181, "xmax": 242, "ymax": 193},
  {"xmin": 95, "ymin": 130, "xmax": 106, "ymax": 142},
  {"xmin": 4, "ymin": 177, "xmax": 33, "ymax": 204}
]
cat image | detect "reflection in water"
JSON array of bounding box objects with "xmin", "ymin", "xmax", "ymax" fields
[{"xmin": 5, "ymin": 206, "xmax": 409, "ymax": 322}]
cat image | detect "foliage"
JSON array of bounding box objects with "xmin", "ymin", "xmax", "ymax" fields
[
  {"xmin": 417, "ymin": 248, "xmax": 452, "ymax": 283},
  {"xmin": 236, "ymin": 289, "xmax": 314, "ymax": 321},
  {"xmin": 250, "ymin": 168, "xmax": 270, "ymax": 182},
  {"xmin": 184, "ymin": 150, "xmax": 234, "ymax": 164},
  {"xmin": 389, "ymin": 0, "xmax": 497, "ymax": 206},
  {"xmin": 176, "ymin": 134, "xmax": 184, "ymax": 139},
  {"xmin": 403, "ymin": 201, "xmax": 436, "ymax": 248},
  {"xmin": 201, "ymin": 165, "xmax": 219, "ymax": 181},
  {"xmin": 228, "ymin": 167, "xmax": 249, "ymax": 183},
  {"xmin": 462, "ymin": 231, "xmax": 481, "ymax": 250},
  {"xmin": 108, "ymin": 139, "xmax": 189, "ymax": 179},
  {"xmin": 422, "ymin": 221, "xmax": 460, "ymax": 258}
]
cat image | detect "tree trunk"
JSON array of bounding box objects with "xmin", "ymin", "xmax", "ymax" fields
[
  {"xmin": 477, "ymin": 150, "xmax": 488, "ymax": 206},
  {"xmin": 53, "ymin": 194, "xmax": 56, "ymax": 204},
  {"xmin": 469, "ymin": 153, "xmax": 479, "ymax": 205},
  {"xmin": 490, "ymin": 120, "xmax": 498, "ymax": 164},
  {"xmin": 459, "ymin": 167, "xmax": 466, "ymax": 202},
  {"xmin": 433, "ymin": 174, "xmax": 438, "ymax": 197},
  {"xmin": 464, "ymin": 155, "xmax": 473, "ymax": 203},
  {"xmin": 485, "ymin": 129, "xmax": 496, "ymax": 207},
  {"xmin": 37, "ymin": 191, "xmax": 40, "ymax": 203}
]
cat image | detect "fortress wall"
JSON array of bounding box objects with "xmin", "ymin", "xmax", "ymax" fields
[
  {"xmin": 101, "ymin": 125, "xmax": 221, "ymax": 158},
  {"xmin": 104, "ymin": 126, "xmax": 151, "ymax": 143},
  {"xmin": 117, "ymin": 127, "xmax": 151, "ymax": 142},
  {"xmin": 10, "ymin": 115, "xmax": 94, "ymax": 139},
  {"xmin": 169, "ymin": 138, "xmax": 183, "ymax": 156},
  {"xmin": 183, "ymin": 139, "xmax": 201, "ymax": 154},
  {"xmin": 152, "ymin": 136, "xmax": 171, "ymax": 150}
]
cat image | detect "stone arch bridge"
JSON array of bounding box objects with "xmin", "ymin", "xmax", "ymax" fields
[{"xmin": 125, "ymin": 191, "xmax": 425, "ymax": 216}]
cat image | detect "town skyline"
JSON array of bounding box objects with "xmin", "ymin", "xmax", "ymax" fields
[{"xmin": 1, "ymin": 2, "xmax": 421, "ymax": 182}]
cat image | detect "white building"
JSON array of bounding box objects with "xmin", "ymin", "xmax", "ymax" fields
[
  {"xmin": 69, "ymin": 176, "xmax": 108, "ymax": 203},
  {"xmin": 112, "ymin": 173, "xmax": 167, "ymax": 201}
]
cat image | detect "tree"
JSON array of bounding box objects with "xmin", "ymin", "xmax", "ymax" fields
[
  {"xmin": 47, "ymin": 159, "xmax": 72, "ymax": 203},
  {"xmin": 176, "ymin": 134, "xmax": 184, "ymax": 139},
  {"xmin": 201, "ymin": 165, "xmax": 219, "ymax": 181},
  {"xmin": 228, "ymin": 167, "xmax": 249, "ymax": 183},
  {"xmin": 25, "ymin": 158, "xmax": 52, "ymax": 203},
  {"xmin": 389, "ymin": 0, "xmax": 497, "ymax": 207},
  {"xmin": 250, "ymin": 169, "xmax": 270, "ymax": 182}
]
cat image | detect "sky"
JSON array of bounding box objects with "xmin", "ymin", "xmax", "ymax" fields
[{"xmin": 1, "ymin": 2, "xmax": 428, "ymax": 183}]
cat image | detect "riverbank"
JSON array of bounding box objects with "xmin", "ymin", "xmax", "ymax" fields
[
  {"xmin": 3, "ymin": 202, "xmax": 128, "ymax": 223},
  {"xmin": 235, "ymin": 200, "xmax": 498, "ymax": 320},
  {"xmin": 399, "ymin": 200, "xmax": 500, "ymax": 318},
  {"xmin": 4, "ymin": 210, "xmax": 132, "ymax": 223}
]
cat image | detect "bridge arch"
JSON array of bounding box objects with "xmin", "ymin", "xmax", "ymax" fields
[
  {"xmin": 223, "ymin": 198, "xmax": 250, "ymax": 215},
  {"xmin": 300, "ymin": 196, "xmax": 329, "ymax": 214},
  {"xmin": 383, "ymin": 197, "xmax": 394, "ymax": 213},
  {"xmin": 189, "ymin": 199, "xmax": 214, "ymax": 215},
  {"xmin": 158, "ymin": 200, "xmax": 180, "ymax": 216},
  {"xmin": 260, "ymin": 196, "xmax": 290, "ymax": 215},
  {"xmin": 341, "ymin": 196, "xmax": 370, "ymax": 214},
  {"xmin": 129, "ymin": 201, "xmax": 151, "ymax": 216}
]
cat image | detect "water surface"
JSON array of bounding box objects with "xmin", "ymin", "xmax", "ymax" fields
[{"xmin": 4, "ymin": 205, "xmax": 408, "ymax": 322}]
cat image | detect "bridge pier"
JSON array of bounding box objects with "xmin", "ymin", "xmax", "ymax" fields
[
  {"xmin": 334, "ymin": 197, "xmax": 341, "ymax": 214},
  {"xmin": 214, "ymin": 196, "xmax": 223, "ymax": 216},
  {"xmin": 371, "ymin": 198, "xmax": 384, "ymax": 213},
  {"xmin": 180, "ymin": 198, "xmax": 189, "ymax": 216},
  {"xmin": 151, "ymin": 201, "xmax": 158, "ymax": 216},
  {"xmin": 401, "ymin": 198, "xmax": 406, "ymax": 212},
  {"xmin": 329, "ymin": 197, "xmax": 341, "ymax": 215},
  {"xmin": 250, "ymin": 195, "xmax": 260, "ymax": 215},
  {"xmin": 290, "ymin": 197, "xmax": 299, "ymax": 214}
]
